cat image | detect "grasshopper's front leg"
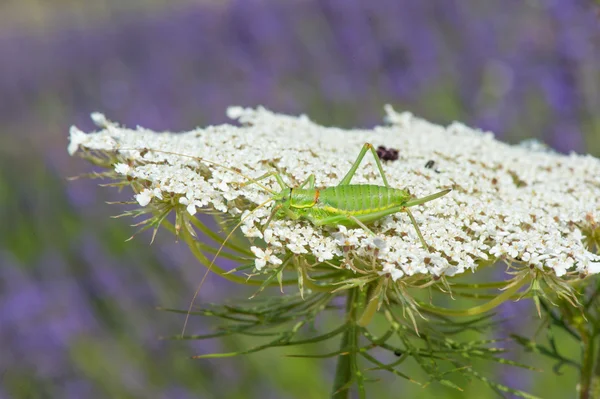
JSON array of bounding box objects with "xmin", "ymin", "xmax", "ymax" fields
[
  {"xmin": 297, "ymin": 174, "xmax": 316, "ymax": 189},
  {"xmin": 260, "ymin": 200, "xmax": 304, "ymax": 234},
  {"xmin": 339, "ymin": 143, "xmax": 390, "ymax": 187}
]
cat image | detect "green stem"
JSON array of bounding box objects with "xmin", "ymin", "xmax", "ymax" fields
[
  {"xmin": 580, "ymin": 335, "xmax": 596, "ymax": 399},
  {"xmin": 592, "ymin": 337, "xmax": 600, "ymax": 398},
  {"xmin": 189, "ymin": 216, "xmax": 253, "ymax": 255},
  {"xmin": 301, "ymin": 268, "xmax": 347, "ymax": 292},
  {"xmin": 179, "ymin": 222, "xmax": 250, "ymax": 285},
  {"xmin": 418, "ymin": 275, "xmax": 529, "ymax": 317},
  {"xmin": 332, "ymin": 288, "xmax": 358, "ymax": 399},
  {"xmin": 357, "ymin": 280, "xmax": 383, "ymax": 327},
  {"xmin": 449, "ymin": 280, "xmax": 512, "ymax": 290}
]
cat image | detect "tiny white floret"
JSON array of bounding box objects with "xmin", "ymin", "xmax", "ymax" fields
[
  {"xmin": 251, "ymin": 246, "xmax": 283, "ymax": 271},
  {"xmin": 68, "ymin": 126, "xmax": 88, "ymax": 155},
  {"xmin": 379, "ymin": 263, "xmax": 405, "ymax": 281},
  {"xmin": 91, "ymin": 112, "xmax": 109, "ymax": 128},
  {"xmin": 135, "ymin": 189, "xmax": 153, "ymax": 207},
  {"xmin": 114, "ymin": 163, "xmax": 131, "ymax": 175}
]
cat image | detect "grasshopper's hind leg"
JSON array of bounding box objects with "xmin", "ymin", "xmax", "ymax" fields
[
  {"xmin": 404, "ymin": 189, "xmax": 451, "ymax": 207},
  {"xmin": 403, "ymin": 207, "xmax": 431, "ymax": 252},
  {"xmin": 339, "ymin": 143, "xmax": 390, "ymax": 187},
  {"xmin": 403, "ymin": 189, "xmax": 451, "ymax": 252}
]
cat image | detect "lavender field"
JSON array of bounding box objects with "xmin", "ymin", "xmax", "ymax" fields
[{"xmin": 1, "ymin": 1, "xmax": 599, "ymax": 398}]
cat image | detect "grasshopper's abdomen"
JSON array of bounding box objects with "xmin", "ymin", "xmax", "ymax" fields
[{"xmin": 318, "ymin": 185, "xmax": 411, "ymax": 215}]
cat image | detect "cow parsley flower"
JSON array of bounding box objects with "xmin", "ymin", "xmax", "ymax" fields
[
  {"xmin": 69, "ymin": 106, "xmax": 600, "ymax": 398},
  {"xmin": 68, "ymin": 106, "xmax": 600, "ymax": 279}
]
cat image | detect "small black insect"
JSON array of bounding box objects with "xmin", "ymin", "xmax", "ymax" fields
[
  {"xmin": 394, "ymin": 349, "xmax": 403, "ymax": 357},
  {"xmin": 376, "ymin": 145, "xmax": 399, "ymax": 162},
  {"xmin": 424, "ymin": 159, "xmax": 440, "ymax": 173}
]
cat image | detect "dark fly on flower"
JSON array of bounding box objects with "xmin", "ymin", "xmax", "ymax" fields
[{"xmin": 376, "ymin": 145, "xmax": 399, "ymax": 162}]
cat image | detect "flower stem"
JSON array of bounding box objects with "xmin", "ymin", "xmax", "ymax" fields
[
  {"xmin": 332, "ymin": 288, "xmax": 358, "ymax": 399},
  {"xmin": 580, "ymin": 336, "xmax": 595, "ymax": 399},
  {"xmin": 592, "ymin": 338, "xmax": 600, "ymax": 397},
  {"xmin": 418, "ymin": 274, "xmax": 529, "ymax": 317},
  {"xmin": 580, "ymin": 335, "xmax": 600, "ymax": 399}
]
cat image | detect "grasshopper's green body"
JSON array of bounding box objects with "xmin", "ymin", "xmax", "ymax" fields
[
  {"xmin": 248, "ymin": 143, "xmax": 451, "ymax": 251},
  {"xmin": 288, "ymin": 185, "xmax": 412, "ymax": 226}
]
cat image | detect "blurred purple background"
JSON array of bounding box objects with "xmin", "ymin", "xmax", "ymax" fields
[{"xmin": 1, "ymin": 1, "xmax": 598, "ymax": 398}]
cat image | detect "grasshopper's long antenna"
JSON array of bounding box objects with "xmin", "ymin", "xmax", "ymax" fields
[
  {"xmin": 180, "ymin": 197, "xmax": 276, "ymax": 338},
  {"xmin": 118, "ymin": 148, "xmax": 278, "ymax": 195}
]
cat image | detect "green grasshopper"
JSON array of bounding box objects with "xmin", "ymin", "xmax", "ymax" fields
[{"xmin": 239, "ymin": 142, "xmax": 451, "ymax": 251}]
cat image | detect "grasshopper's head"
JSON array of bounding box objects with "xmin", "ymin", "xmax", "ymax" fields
[
  {"xmin": 263, "ymin": 188, "xmax": 293, "ymax": 222},
  {"xmin": 272, "ymin": 187, "xmax": 293, "ymax": 207}
]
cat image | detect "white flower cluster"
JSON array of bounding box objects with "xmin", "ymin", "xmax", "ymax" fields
[{"xmin": 69, "ymin": 106, "xmax": 600, "ymax": 278}]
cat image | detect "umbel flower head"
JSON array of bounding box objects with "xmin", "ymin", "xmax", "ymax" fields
[
  {"xmin": 69, "ymin": 106, "xmax": 600, "ymax": 397},
  {"xmin": 69, "ymin": 106, "xmax": 600, "ymax": 280}
]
